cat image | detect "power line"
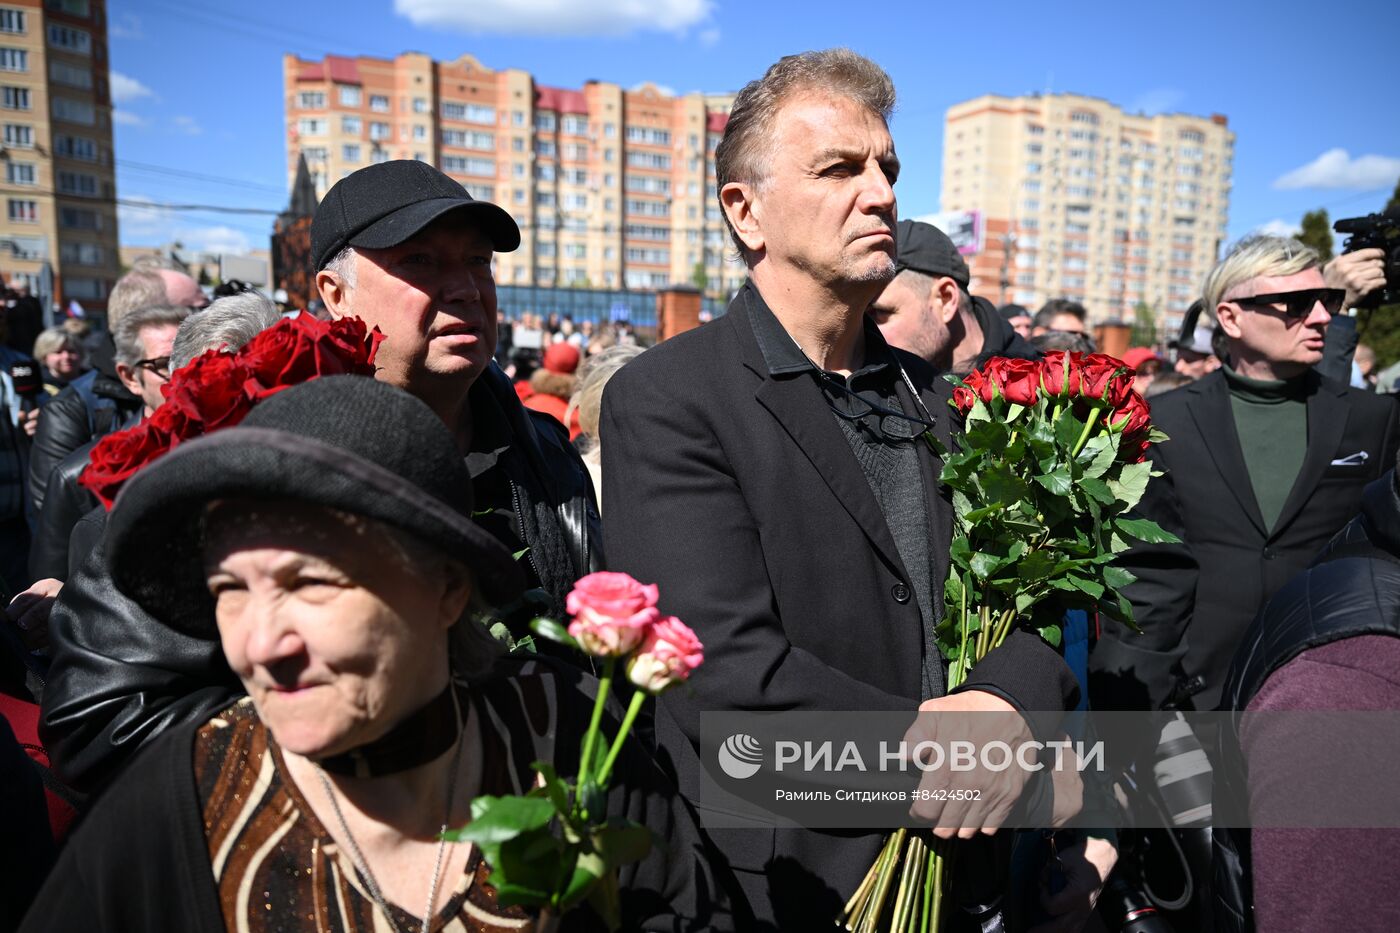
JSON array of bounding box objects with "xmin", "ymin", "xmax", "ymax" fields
[{"xmin": 117, "ymin": 159, "xmax": 285, "ymax": 195}]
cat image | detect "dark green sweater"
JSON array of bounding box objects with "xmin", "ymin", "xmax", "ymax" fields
[{"xmin": 1223, "ymin": 365, "xmax": 1308, "ymax": 532}]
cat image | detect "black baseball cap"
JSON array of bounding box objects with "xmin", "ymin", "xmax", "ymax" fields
[
  {"xmin": 311, "ymin": 160, "xmax": 521, "ymax": 271},
  {"xmin": 895, "ymin": 219, "xmax": 970, "ymax": 288}
]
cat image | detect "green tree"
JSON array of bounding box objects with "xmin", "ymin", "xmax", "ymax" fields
[
  {"xmin": 1387, "ymin": 175, "xmax": 1400, "ymax": 213},
  {"xmin": 1130, "ymin": 301, "xmax": 1157, "ymax": 347},
  {"xmin": 197, "ymin": 266, "xmax": 212, "ymax": 286},
  {"xmin": 1297, "ymin": 209, "xmax": 1333, "ymax": 263},
  {"xmin": 691, "ymin": 262, "xmax": 708, "ymax": 291}
]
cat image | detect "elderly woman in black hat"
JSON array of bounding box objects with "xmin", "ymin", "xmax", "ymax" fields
[{"xmin": 21, "ymin": 376, "xmax": 728, "ymax": 933}]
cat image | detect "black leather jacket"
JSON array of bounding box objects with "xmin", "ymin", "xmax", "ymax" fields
[
  {"xmin": 40, "ymin": 364, "xmax": 603, "ymax": 791},
  {"xmin": 28, "ymin": 368, "xmax": 139, "ymax": 515}
]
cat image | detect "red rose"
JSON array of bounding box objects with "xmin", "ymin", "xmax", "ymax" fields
[
  {"xmin": 164, "ymin": 351, "xmax": 255, "ymax": 430},
  {"xmin": 952, "ymin": 386, "xmax": 977, "ymax": 413},
  {"xmin": 1079, "ymin": 354, "xmax": 1130, "ymax": 403},
  {"xmin": 990, "ymin": 357, "xmax": 1041, "ymax": 406},
  {"xmin": 960, "ymin": 369, "xmax": 995, "ymax": 404},
  {"xmin": 1109, "ymin": 393, "xmax": 1153, "ymax": 463},
  {"xmin": 78, "ymin": 419, "xmax": 177, "ymax": 509},
  {"xmin": 1040, "ymin": 351, "xmax": 1083, "ymax": 396}
]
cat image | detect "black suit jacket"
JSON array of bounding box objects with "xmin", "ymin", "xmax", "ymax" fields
[
  {"xmin": 601, "ymin": 285, "xmax": 1077, "ymax": 927},
  {"xmin": 1090, "ymin": 369, "xmax": 1400, "ymax": 713}
]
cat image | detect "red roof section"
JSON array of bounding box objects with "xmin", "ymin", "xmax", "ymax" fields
[
  {"xmin": 536, "ymin": 85, "xmax": 589, "ymax": 115},
  {"xmin": 296, "ymin": 55, "xmax": 362, "ymax": 84},
  {"xmin": 706, "ymin": 112, "xmax": 729, "ymax": 133}
]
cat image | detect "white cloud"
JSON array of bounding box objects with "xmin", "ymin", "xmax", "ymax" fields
[
  {"xmin": 110, "ymin": 13, "xmax": 142, "ymax": 39},
  {"xmin": 110, "ymin": 71, "xmax": 155, "ymax": 105},
  {"xmin": 1254, "ymin": 218, "xmax": 1298, "ymax": 238},
  {"xmin": 112, "ymin": 109, "xmax": 146, "ymax": 127},
  {"xmin": 393, "ymin": 0, "xmax": 710, "ymax": 36},
  {"xmin": 698, "ymin": 27, "xmax": 720, "ymax": 46},
  {"xmin": 172, "ymin": 115, "xmax": 202, "ymax": 136},
  {"xmin": 187, "ymin": 225, "xmax": 253, "ymax": 254},
  {"xmin": 1128, "ymin": 88, "xmax": 1185, "ymax": 116},
  {"xmin": 1274, "ymin": 148, "xmax": 1400, "ymax": 190}
]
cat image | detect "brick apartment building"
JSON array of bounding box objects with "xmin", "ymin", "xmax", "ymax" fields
[
  {"xmin": 283, "ymin": 52, "xmax": 745, "ymax": 301},
  {"xmin": 941, "ymin": 92, "xmax": 1234, "ymax": 336},
  {"xmin": 0, "ymin": 0, "xmax": 118, "ymax": 318}
]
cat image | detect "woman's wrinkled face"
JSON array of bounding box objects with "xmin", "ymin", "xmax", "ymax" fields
[{"xmin": 204, "ymin": 502, "xmax": 472, "ymax": 760}]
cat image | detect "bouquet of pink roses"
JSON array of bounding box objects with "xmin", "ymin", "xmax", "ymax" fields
[{"xmin": 449, "ymin": 572, "xmax": 703, "ymax": 931}]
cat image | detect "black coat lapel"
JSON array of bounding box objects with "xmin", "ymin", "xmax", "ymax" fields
[
  {"xmin": 1271, "ymin": 376, "xmax": 1350, "ymax": 537},
  {"xmin": 1187, "ymin": 373, "xmax": 1267, "ymax": 537},
  {"xmin": 753, "ymin": 374, "xmax": 907, "ymax": 574}
]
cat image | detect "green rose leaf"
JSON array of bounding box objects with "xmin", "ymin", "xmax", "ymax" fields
[{"xmin": 1115, "ymin": 516, "xmax": 1181, "ymax": 545}]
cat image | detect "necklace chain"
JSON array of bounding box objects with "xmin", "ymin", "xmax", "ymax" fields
[{"xmin": 315, "ymin": 704, "xmax": 464, "ymax": 933}]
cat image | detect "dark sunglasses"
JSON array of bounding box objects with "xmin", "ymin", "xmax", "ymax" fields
[
  {"xmin": 134, "ymin": 356, "xmax": 171, "ymax": 379},
  {"xmin": 1231, "ymin": 287, "xmax": 1345, "ymax": 319}
]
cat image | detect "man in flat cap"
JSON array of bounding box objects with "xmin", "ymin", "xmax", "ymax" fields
[
  {"xmin": 40, "ymin": 162, "xmax": 602, "ymax": 791},
  {"xmin": 869, "ymin": 219, "xmax": 1035, "ymax": 375}
]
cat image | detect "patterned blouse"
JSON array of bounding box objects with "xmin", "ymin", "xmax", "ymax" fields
[{"xmin": 192, "ymin": 692, "xmax": 534, "ymax": 933}]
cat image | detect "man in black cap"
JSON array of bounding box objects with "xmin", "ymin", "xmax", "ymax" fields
[
  {"xmin": 868, "ymin": 219, "xmax": 1036, "ymax": 375},
  {"xmin": 36, "ymin": 162, "xmax": 602, "ymax": 792}
]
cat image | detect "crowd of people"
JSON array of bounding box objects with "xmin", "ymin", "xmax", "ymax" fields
[{"xmin": 0, "ymin": 45, "xmax": 1397, "ymax": 933}]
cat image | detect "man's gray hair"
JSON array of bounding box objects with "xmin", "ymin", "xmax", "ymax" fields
[
  {"xmin": 1203, "ymin": 234, "xmax": 1320, "ymax": 313},
  {"xmin": 170, "ymin": 291, "xmax": 283, "ymax": 370},
  {"xmin": 107, "ymin": 269, "xmax": 170, "ymax": 327},
  {"xmin": 323, "ymin": 245, "xmax": 357, "ymax": 289},
  {"xmin": 113, "ymin": 305, "xmax": 192, "ymax": 368},
  {"xmin": 715, "ymin": 48, "xmax": 896, "ymax": 260}
]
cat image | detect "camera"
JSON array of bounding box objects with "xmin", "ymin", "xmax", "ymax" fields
[{"xmin": 1334, "ymin": 209, "xmax": 1400, "ymax": 309}]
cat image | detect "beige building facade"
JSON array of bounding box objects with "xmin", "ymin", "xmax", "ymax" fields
[
  {"xmin": 283, "ymin": 53, "xmax": 744, "ymax": 302},
  {"xmin": 0, "ymin": 0, "xmax": 118, "ymax": 320},
  {"xmin": 941, "ymin": 93, "xmax": 1234, "ymax": 337}
]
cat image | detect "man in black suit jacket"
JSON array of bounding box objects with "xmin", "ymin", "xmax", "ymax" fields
[
  {"xmin": 1091, "ymin": 234, "xmax": 1400, "ymax": 715},
  {"xmin": 601, "ymin": 50, "xmax": 1079, "ymax": 928}
]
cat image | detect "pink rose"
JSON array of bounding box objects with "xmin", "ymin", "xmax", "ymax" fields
[
  {"xmin": 565, "ymin": 571, "xmax": 661, "ymax": 657},
  {"xmin": 626, "ymin": 616, "xmax": 705, "ymax": 694}
]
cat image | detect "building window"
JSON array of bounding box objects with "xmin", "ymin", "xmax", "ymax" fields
[
  {"xmin": 301, "ymin": 146, "xmax": 328, "ymax": 161},
  {"xmin": 48, "ymin": 59, "xmax": 90, "ymax": 88},
  {"xmin": 2, "ymin": 122, "xmax": 31, "ymax": 146},
  {"xmin": 337, "ymin": 85, "xmax": 361, "ymax": 107},
  {"xmin": 341, "ymin": 116, "xmax": 360, "ymax": 135},
  {"xmin": 368, "ymin": 121, "xmax": 390, "ymax": 141},
  {"xmin": 625, "ymin": 198, "xmax": 669, "ymax": 218},
  {"xmin": 0, "ymin": 48, "xmax": 26, "ymax": 71},
  {"xmin": 535, "ymin": 162, "xmax": 555, "ymax": 181},
  {"xmin": 46, "ymin": 0, "xmax": 90, "ymax": 14},
  {"xmin": 412, "ymin": 124, "xmax": 426, "ymax": 141},
  {"xmin": 59, "ymin": 206, "xmax": 100, "ymax": 229},
  {"xmin": 625, "ymin": 126, "xmax": 670, "ymax": 146},
  {"xmin": 297, "ymin": 91, "xmax": 326, "ymax": 109},
  {"xmin": 604, "ymin": 123, "xmax": 616, "ymax": 138},
  {"xmin": 442, "ymin": 103, "xmax": 495, "ymax": 124},
  {"xmin": 370, "ymin": 94, "xmax": 390, "ymax": 113},
  {"xmin": 626, "ymin": 151, "xmax": 671, "ymax": 170},
  {"xmin": 342, "ymin": 143, "xmax": 360, "ymax": 162},
  {"xmin": 8, "ymin": 198, "xmax": 36, "ymax": 221},
  {"xmin": 57, "ymin": 171, "xmax": 97, "ymax": 196},
  {"xmin": 534, "ymin": 112, "xmax": 556, "ymax": 132},
  {"xmin": 511, "ymin": 137, "xmax": 524, "ymax": 152},
  {"xmin": 52, "ymin": 97, "xmax": 94, "ymax": 125},
  {"xmin": 64, "ymin": 277, "xmax": 106, "ymax": 299},
  {"xmin": 5, "ymin": 161, "xmax": 32, "ymax": 184},
  {"xmin": 413, "ymin": 97, "xmax": 428, "ymax": 113},
  {"xmin": 60, "ymin": 241, "xmax": 104, "ymax": 265},
  {"xmin": 0, "ymin": 10, "xmax": 24, "ymax": 33},
  {"xmin": 625, "ymin": 175, "xmax": 670, "ymax": 195},
  {"xmin": 297, "ymin": 118, "xmax": 326, "ymax": 136},
  {"xmin": 563, "ymin": 193, "xmax": 588, "ymax": 210},
  {"xmin": 442, "ymin": 156, "xmax": 494, "ymax": 176},
  {"xmin": 562, "ymin": 143, "xmax": 587, "ymax": 161},
  {"xmin": 561, "ymin": 115, "xmax": 588, "ymax": 135},
  {"xmin": 47, "ymin": 24, "xmax": 90, "ymax": 54},
  {"xmin": 1, "ymin": 85, "xmax": 26, "ymax": 109}
]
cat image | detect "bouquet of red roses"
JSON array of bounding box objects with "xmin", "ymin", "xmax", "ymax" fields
[
  {"xmin": 841, "ymin": 351, "xmax": 1177, "ymax": 933},
  {"xmin": 79, "ymin": 313, "xmax": 383, "ymax": 508}
]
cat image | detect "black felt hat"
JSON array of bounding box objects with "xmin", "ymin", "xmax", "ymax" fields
[
  {"xmin": 106, "ymin": 376, "xmax": 525, "ymax": 632},
  {"xmin": 895, "ymin": 219, "xmax": 971, "ymax": 288},
  {"xmin": 311, "ymin": 160, "xmax": 521, "ymax": 271}
]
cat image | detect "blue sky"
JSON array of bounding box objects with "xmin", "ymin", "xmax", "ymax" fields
[{"xmin": 113, "ymin": 0, "xmax": 1400, "ymax": 259}]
